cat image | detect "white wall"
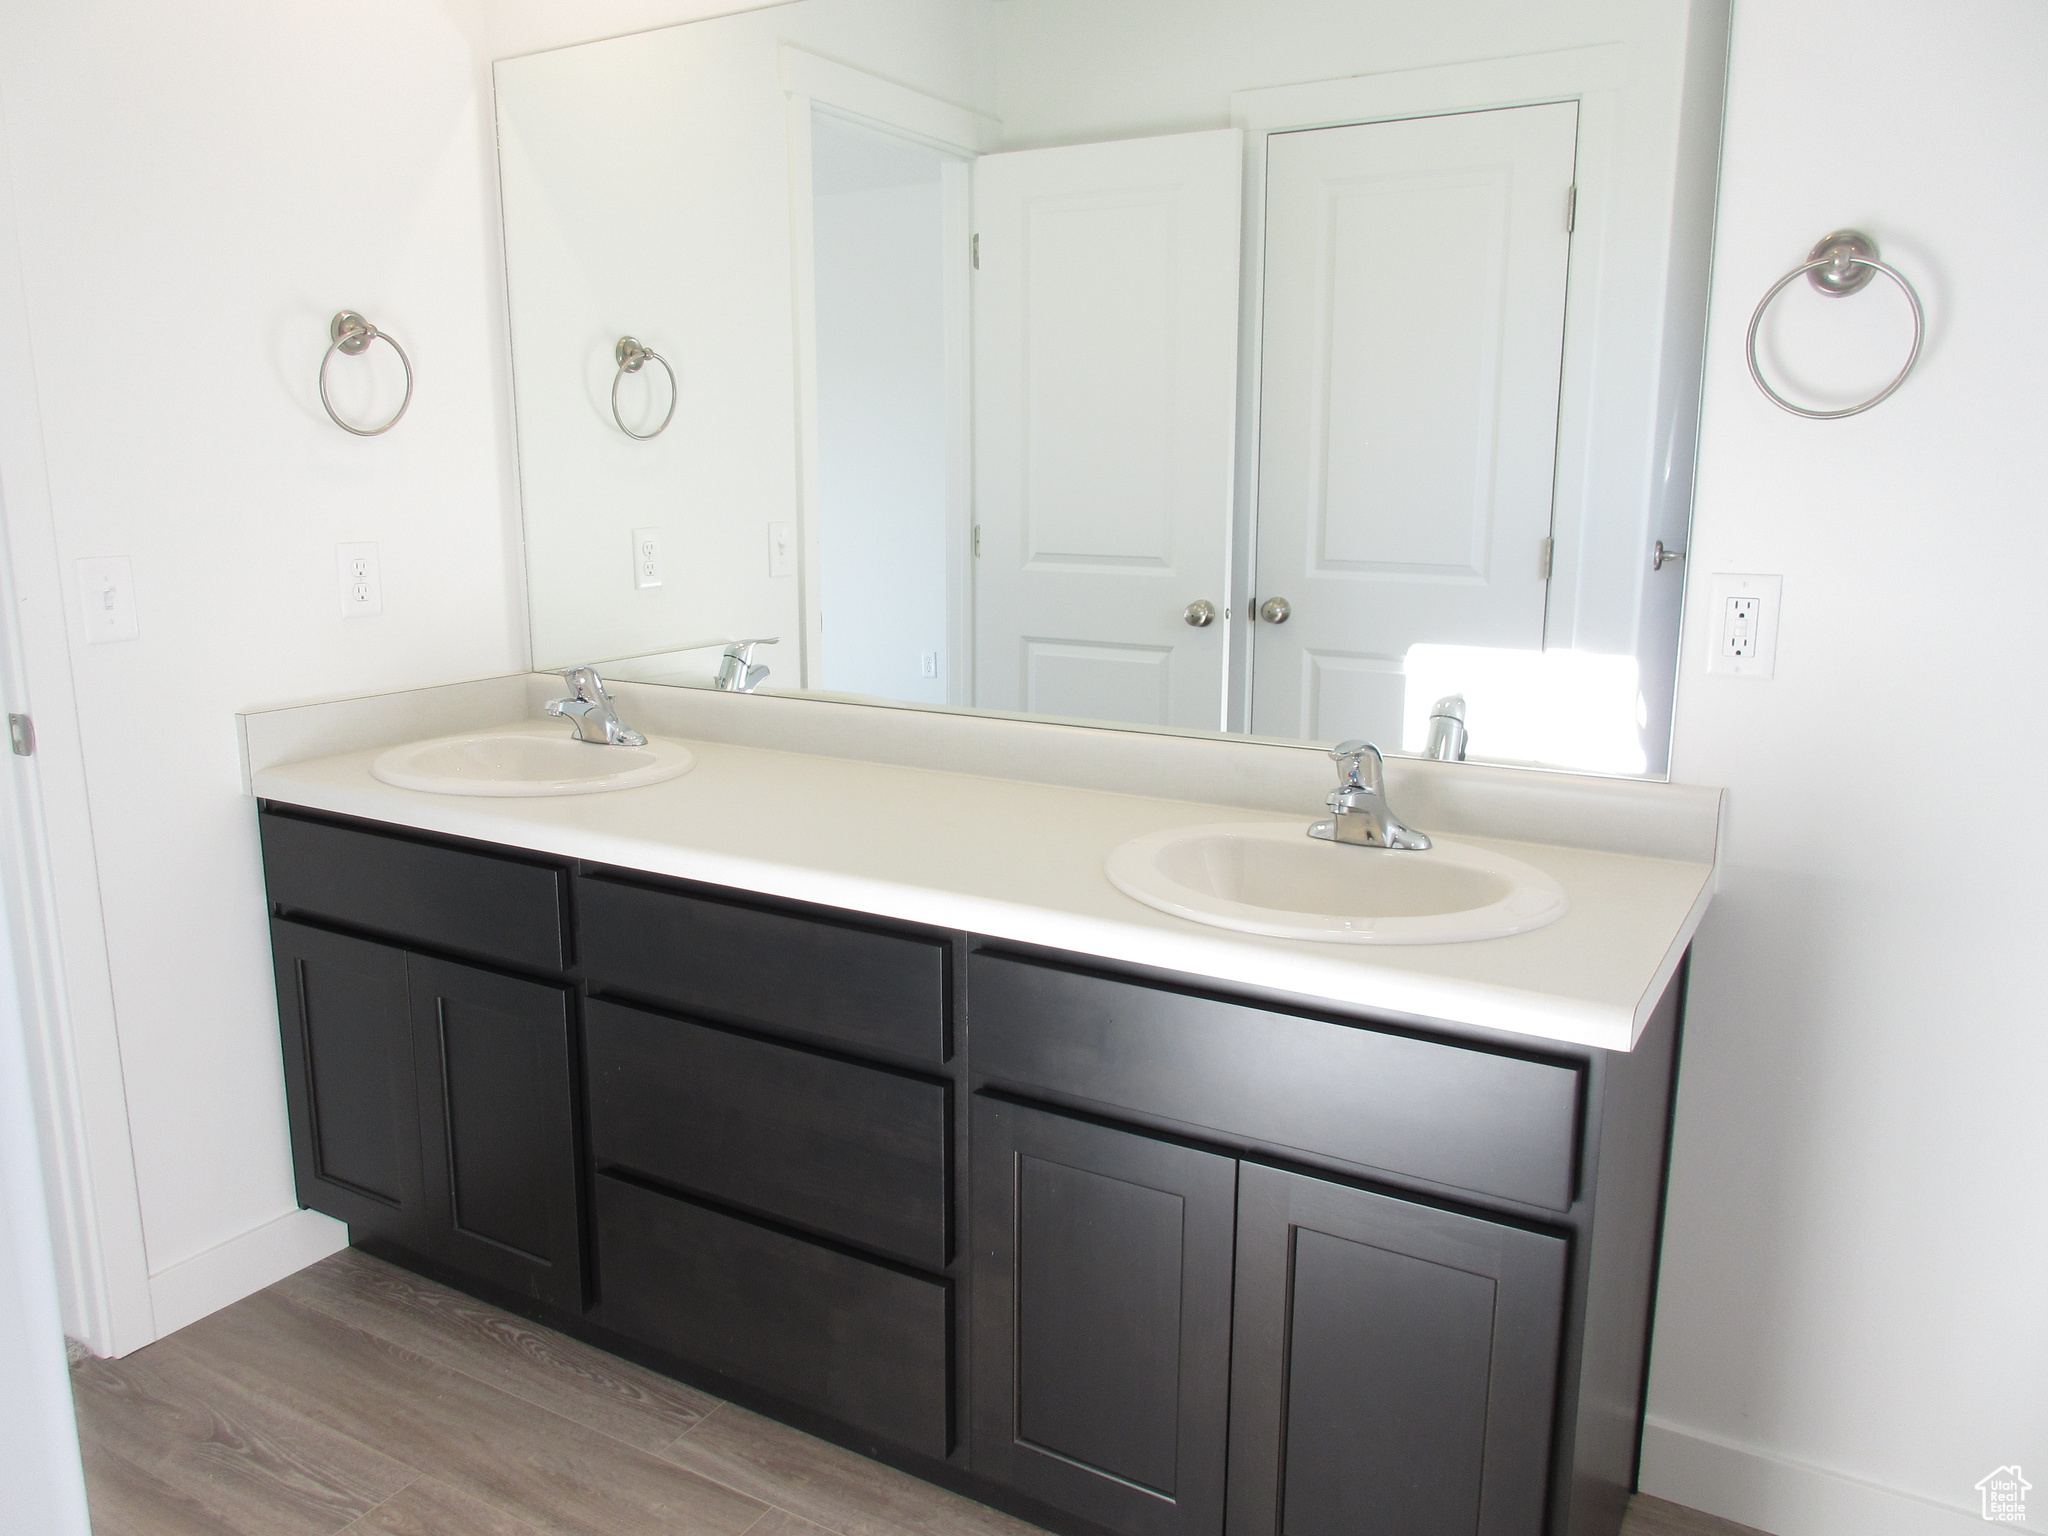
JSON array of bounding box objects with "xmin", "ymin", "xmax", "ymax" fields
[
  {"xmin": 813, "ymin": 116, "xmax": 952, "ymax": 704},
  {"xmin": 1652, "ymin": 2, "xmax": 2048, "ymax": 1531},
  {"xmin": 0, "ymin": 0, "xmax": 525, "ymax": 1348}
]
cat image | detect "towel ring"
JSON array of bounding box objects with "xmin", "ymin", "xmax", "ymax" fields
[
  {"xmin": 1746, "ymin": 231, "xmax": 1924, "ymax": 420},
  {"xmin": 319, "ymin": 312, "xmax": 413, "ymax": 436},
  {"xmin": 611, "ymin": 336, "xmax": 677, "ymax": 439}
]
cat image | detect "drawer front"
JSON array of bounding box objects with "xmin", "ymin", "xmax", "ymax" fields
[
  {"xmin": 587, "ymin": 1000, "xmax": 949, "ymax": 1269},
  {"xmin": 594, "ymin": 1174, "xmax": 950, "ymax": 1458},
  {"xmin": 969, "ymin": 952, "xmax": 1581, "ymax": 1212},
  {"xmin": 261, "ymin": 812, "xmax": 568, "ymax": 973},
  {"xmin": 578, "ymin": 873, "xmax": 948, "ymax": 1064}
]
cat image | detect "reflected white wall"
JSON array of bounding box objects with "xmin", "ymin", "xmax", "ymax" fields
[
  {"xmin": 1401, "ymin": 645, "xmax": 1647, "ymax": 775},
  {"xmin": 813, "ymin": 113, "xmax": 952, "ymax": 704}
]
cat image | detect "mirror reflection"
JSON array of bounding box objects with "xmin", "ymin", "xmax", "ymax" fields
[{"xmin": 497, "ymin": 0, "xmax": 1726, "ymax": 776}]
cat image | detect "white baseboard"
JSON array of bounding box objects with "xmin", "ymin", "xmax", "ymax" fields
[
  {"xmin": 1641, "ymin": 1415, "xmax": 2030, "ymax": 1536},
  {"xmin": 142, "ymin": 1208, "xmax": 347, "ymax": 1346}
]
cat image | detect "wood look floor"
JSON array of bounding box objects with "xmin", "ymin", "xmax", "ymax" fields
[{"xmin": 72, "ymin": 1248, "xmax": 1766, "ymax": 1536}]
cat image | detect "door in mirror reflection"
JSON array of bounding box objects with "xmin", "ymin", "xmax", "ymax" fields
[
  {"xmin": 1250, "ymin": 103, "xmax": 1579, "ymax": 743},
  {"xmin": 971, "ymin": 129, "xmax": 1242, "ymax": 730}
]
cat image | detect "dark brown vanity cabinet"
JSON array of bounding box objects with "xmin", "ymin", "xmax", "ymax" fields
[
  {"xmin": 969, "ymin": 1101, "xmax": 1567, "ymax": 1536},
  {"xmin": 259, "ymin": 805, "xmax": 1684, "ymax": 1536},
  {"xmin": 970, "ymin": 1099, "xmax": 1236, "ymax": 1536},
  {"xmin": 1227, "ymin": 1165, "xmax": 1567, "ymax": 1536},
  {"xmin": 264, "ymin": 814, "xmax": 583, "ymax": 1310}
]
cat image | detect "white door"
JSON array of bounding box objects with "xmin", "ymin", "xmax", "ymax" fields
[
  {"xmin": 973, "ymin": 129, "xmax": 1241, "ymax": 730},
  {"xmin": 1249, "ymin": 103, "xmax": 1578, "ymax": 743}
]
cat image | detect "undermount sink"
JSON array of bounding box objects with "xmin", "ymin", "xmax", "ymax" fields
[
  {"xmin": 1106, "ymin": 821, "xmax": 1568, "ymax": 944},
  {"xmin": 370, "ymin": 727, "xmax": 695, "ymax": 797}
]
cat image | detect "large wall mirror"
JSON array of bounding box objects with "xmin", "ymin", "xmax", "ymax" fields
[{"xmin": 497, "ymin": 0, "xmax": 1729, "ymax": 777}]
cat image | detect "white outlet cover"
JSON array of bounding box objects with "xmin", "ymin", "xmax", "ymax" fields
[
  {"xmin": 1706, "ymin": 572, "xmax": 1782, "ymax": 677},
  {"xmin": 337, "ymin": 542, "xmax": 382, "ymax": 617},
  {"xmin": 768, "ymin": 520, "xmax": 796, "ymax": 578},
  {"xmin": 632, "ymin": 526, "xmax": 662, "ymax": 590},
  {"xmin": 77, "ymin": 557, "xmax": 140, "ymax": 644}
]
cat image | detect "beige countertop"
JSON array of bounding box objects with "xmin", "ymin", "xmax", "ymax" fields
[{"xmin": 245, "ymin": 679, "xmax": 1719, "ymax": 1053}]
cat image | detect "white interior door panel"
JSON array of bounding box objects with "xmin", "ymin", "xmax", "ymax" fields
[
  {"xmin": 973, "ymin": 128, "xmax": 1242, "ymax": 730},
  {"xmin": 1251, "ymin": 103, "xmax": 1578, "ymax": 742}
]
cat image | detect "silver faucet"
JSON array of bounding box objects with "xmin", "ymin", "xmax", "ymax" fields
[
  {"xmin": 544, "ymin": 666, "xmax": 647, "ymax": 746},
  {"xmin": 714, "ymin": 638, "xmax": 777, "ymax": 693},
  {"xmin": 1308, "ymin": 741, "xmax": 1431, "ymax": 850},
  {"xmin": 1424, "ymin": 695, "xmax": 1469, "ymax": 762}
]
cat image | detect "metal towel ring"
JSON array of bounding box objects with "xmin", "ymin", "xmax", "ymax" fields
[
  {"xmin": 611, "ymin": 336, "xmax": 677, "ymax": 439},
  {"xmin": 319, "ymin": 312, "xmax": 413, "ymax": 436},
  {"xmin": 1746, "ymin": 231, "xmax": 1924, "ymax": 420}
]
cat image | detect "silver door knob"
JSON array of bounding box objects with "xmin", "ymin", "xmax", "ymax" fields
[
  {"xmin": 1183, "ymin": 599, "xmax": 1217, "ymax": 628},
  {"xmin": 1259, "ymin": 597, "xmax": 1291, "ymax": 624}
]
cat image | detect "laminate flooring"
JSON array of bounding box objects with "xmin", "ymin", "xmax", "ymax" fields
[{"xmin": 72, "ymin": 1247, "xmax": 1768, "ymax": 1536}]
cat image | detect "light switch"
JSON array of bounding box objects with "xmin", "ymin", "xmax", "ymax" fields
[
  {"xmin": 77, "ymin": 557, "xmax": 139, "ymax": 644},
  {"xmin": 337, "ymin": 543, "xmax": 381, "ymax": 617},
  {"xmin": 768, "ymin": 521, "xmax": 796, "ymax": 578},
  {"xmin": 1706, "ymin": 573, "xmax": 1781, "ymax": 677},
  {"xmin": 632, "ymin": 527, "xmax": 662, "ymax": 589}
]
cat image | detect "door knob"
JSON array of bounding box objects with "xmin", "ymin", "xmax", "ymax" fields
[
  {"xmin": 1258, "ymin": 597, "xmax": 1291, "ymax": 624},
  {"xmin": 1183, "ymin": 599, "xmax": 1217, "ymax": 628}
]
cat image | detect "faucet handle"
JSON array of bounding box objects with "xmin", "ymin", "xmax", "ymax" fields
[
  {"xmin": 720, "ymin": 637, "xmax": 780, "ymax": 661},
  {"xmin": 1329, "ymin": 739, "xmax": 1385, "ymax": 793},
  {"xmin": 558, "ymin": 663, "xmax": 610, "ymax": 702}
]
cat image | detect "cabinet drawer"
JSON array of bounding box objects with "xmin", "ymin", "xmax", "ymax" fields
[
  {"xmin": 586, "ymin": 1000, "xmax": 949, "ymax": 1269},
  {"xmin": 969, "ymin": 952, "xmax": 1581, "ymax": 1212},
  {"xmin": 261, "ymin": 812, "xmax": 568, "ymax": 973},
  {"xmin": 594, "ymin": 1174, "xmax": 950, "ymax": 1458},
  {"xmin": 578, "ymin": 873, "xmax": 948, "ymax": 1064}
]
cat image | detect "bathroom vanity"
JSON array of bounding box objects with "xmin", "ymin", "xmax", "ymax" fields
[{"xmin": 243, "ymin": 676, "xmax": 1718, "ymax": 1536}]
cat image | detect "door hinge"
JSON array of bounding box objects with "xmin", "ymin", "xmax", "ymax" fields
[
  {"xmin": 971, "ymin": 232, "xmax": 979, "ymax": 270},
  {"xmin": 7, "ymin": 713, "xmax": 33, "ymax": 757},
  {"xmin": 973, "ymin": 524, "xmax": 982, "ymax": 557},
  {"xmin": 1539, "ymin": 537, "xmax": 1555, "ymax": 581},
  {"xmin": 1565, "ymin": 185, "xmax": 1577, "ymax": 234}
]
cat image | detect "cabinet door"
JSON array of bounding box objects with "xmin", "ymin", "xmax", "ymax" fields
[
  {"xmin": 270, "ymin": 920, "xmax": 425, "ymax": 1250},
  {"xmin": 409, "ymin": 955, "xmax": 583, "ymax": 1309},
  {"xmin": 1229, "ymin": 1164, "xmax": 1567, "ymax": 1536},
  {"xmin": 971, "ymin": 1098, "xmax": 1235, "ymax": 1536}
]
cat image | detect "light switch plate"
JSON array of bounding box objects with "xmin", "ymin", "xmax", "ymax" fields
[
  {"xmin": 768, "ymin": 521, "xmax": 796, "ymax": 578},
  {"xmin": 632, "ymin": 527, "xmax": 662, "ymax": 589},
  {"xmin": 337, "ymin": 542, "xmax": 381, "ymax": 617},
  {"xmin": 1706, "ymin": 573, "xmax": 1781, "ymax": 677},
  {"xmin": 77, "ymin": 557, "xmax": 139, "ymax": 644}
]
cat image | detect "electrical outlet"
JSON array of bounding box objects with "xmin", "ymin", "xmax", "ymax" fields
[
  {"xmin": 768, "ymin": 521, "xmax": 796, "ymax": 578},
  {"xmin": 920, "ymin": 651, "xmax": 938, "ymax": 680},
  {"xmin": 337, "ymin": 543, "xmax": 381, "ymax": 616},
  {"xmin": 77, "ymin": 557, "xmax": 140, "ymax": 644},
  {"xmin": 632, "ymin": 527, "xmax": 662, "ymax": 589},
  {"xmin": 1706, "ymin": 573, "xmax": 1781, "ymax": 676},
  {"xmin": 1723, "ymin": 597, "xmax": 1758, "ymax": 658}
]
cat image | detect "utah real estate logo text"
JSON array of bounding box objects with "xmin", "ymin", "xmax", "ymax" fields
[{"xmin": 1976, "ymin": 1466, "xmax": 2030, "ymax": 1524}]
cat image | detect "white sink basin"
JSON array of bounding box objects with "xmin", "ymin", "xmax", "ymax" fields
[
  {"xmin": 370, "ymin": 728, "xmax": 695, "ymax": 797},
  {"xmin": 1106, "ymin": 821, "xmax": 1568, "ymax": 944}
]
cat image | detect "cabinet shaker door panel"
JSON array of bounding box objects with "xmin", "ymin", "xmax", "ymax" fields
[
  {"xmin": 1228, "ymin": 1163, "xmax": 1567, "ymax": 1536},
  {"xmin": 971, "ymin": 1097, "xmax": 1234, "ymax": 1536},
  {"xmin": 269, "ymin": 920, "xmax": 424, "ymax": 1250},
  {"xmin": 409, "ymin": 955, "xmax": 582, "ymax": 1309}
]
